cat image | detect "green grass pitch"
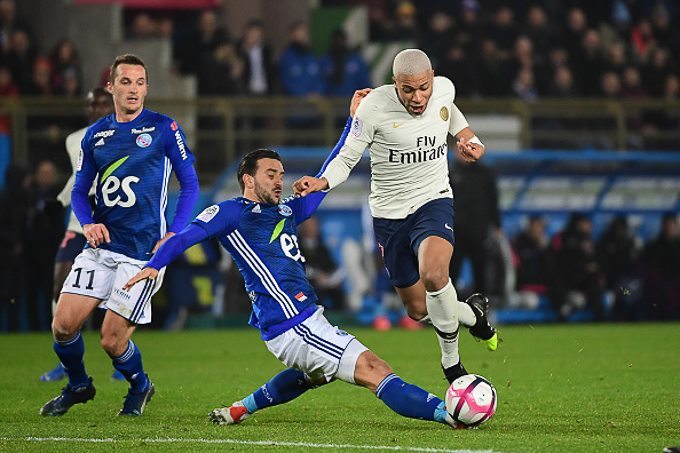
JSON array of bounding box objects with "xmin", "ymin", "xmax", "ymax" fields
[{"xmin": 1, "ymin": 323, "xmax": 678, "ymax": 452}]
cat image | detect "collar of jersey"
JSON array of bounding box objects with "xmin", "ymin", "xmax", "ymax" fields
[{"xmin": 111, "ymin": 108, "xmax": 149, "ymax": 128}]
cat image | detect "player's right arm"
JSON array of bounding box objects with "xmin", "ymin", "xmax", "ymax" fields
[
  {"xmin": 72, "ymin": 133, "xmax": 110, "ymax": 248},
  {"xmin": 124, "ymin": 201, "xmax": 240, "ymax": 289},
  {"xmin": 294, "ymin": 88, "xmax": 373, "ymax": 196}
]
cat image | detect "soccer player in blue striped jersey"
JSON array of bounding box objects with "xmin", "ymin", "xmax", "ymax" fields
[
  {"xmin": 123, "ymin": 91, "xmax": 461, "ymax": 429},
  {"xmin": 40, "ymin": 54, "xmax": 199, "ymax": 417}
]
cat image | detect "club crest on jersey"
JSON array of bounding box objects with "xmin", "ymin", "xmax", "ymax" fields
[
  {"xmin": 197, "ymin": 205, "xmax": 220, "ymax": 223},
  {"xmin": 136, "ymin": 133, "xmax": 153, "ymax": 148},
  {"xmin": 440, "ymin": 106, "xmax": 449, "ymax": 121},
  {"xmin": 278, "ymin": 204, "xmax": 292, "ymax": 217}
]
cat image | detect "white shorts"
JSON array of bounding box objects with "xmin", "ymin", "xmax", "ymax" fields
[
  {"xmin": 265, "ymin": 306, "xmax": 368, "ymax": 384},
  {"xmin": 60, "ymin": 248, "xmax": 165, "ymax": 325}
]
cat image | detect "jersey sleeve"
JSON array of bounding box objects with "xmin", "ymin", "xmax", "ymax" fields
[
  {"xmin": 319, "ymin": 96, "xmax": 377, "ymax": 189},
  {"xmin": 163, "ymin": 118, "xmax": 200, "ymax": 233},
  {"xmin": 71, "ymin": 132, "xmax": 97, "ymax": 226},
  {"xmin": 190, "ymin": 201, "xmax": 240, "ymax": 239},
  {"xmin": 289, "ymin": 116, "xmax": 354, "ymax": 224}
]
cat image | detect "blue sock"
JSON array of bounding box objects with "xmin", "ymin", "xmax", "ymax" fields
[
  {"xmin": 112, "ymin": 340, "xmax": 149, "ymax": 393},
  {"xmin": 242, "ymin": 368, "xmax": 315, "ymax": 414},
  {"xmin": 376, "ymin": 373, "xmax": 445, "ymax": 423},
  {"xmin": 54, "ymin": 332, "xmax": 89, "ymax": 389}
]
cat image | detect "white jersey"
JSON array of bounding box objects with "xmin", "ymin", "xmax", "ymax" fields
[
  {"xmin": 57, "ymin": 127, "xmax": 95, "ymax": 234},
  {"xmin": 321, "ymin": 76, "xmax": 469, "ymax": 219}
]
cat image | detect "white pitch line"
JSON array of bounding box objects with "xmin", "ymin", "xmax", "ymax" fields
[{"xmin": 0, "ymin": 436, "xmax": 499, "ymax": 453}]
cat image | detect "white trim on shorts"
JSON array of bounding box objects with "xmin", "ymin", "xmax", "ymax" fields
[
  {"xmin": 60, "ymin": 248, "xmax": 165, "ymax": 325},
  {"xmin": 264, "ymin": 306, "xmax": 368, "ymax": 384}
]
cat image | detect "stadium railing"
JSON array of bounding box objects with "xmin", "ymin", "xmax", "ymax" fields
[{"xmin": 1, "ymin": 97, "xmax": 679, "ymax": 183}]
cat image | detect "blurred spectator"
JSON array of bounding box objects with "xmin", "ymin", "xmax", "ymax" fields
[
  {"xmin": 576, "ymin": 29, "xmax": 605, "ymax": 96},
  {"xmin": 438, "ymin": 46, "xmax": 476, "ymax": 98},
  {"xmin": 621, "ymin": 66, "xmax": 646, "ymax": 98},
  {"xmin": 512, "ymin": 67, "xmax": 538, "ymax": 101},
  {"xmin": 4, "ymin": 28, "xmax": 34, "ymax": 93},
  {"xmin": 50, "ymin": 39, "xmax": 82, "ymax": 96},
  {"xmin": 298, "ymin": 216, "xmax": 344, "ymax": 310},
  {"xmin": 320, "ymin": 28, "xmax": 370, "ymax": 97},
  {"xmin": 548, "ymin": 66, "xmax": 576, "ymax": 97},
  {"xmin": 177, "ymin": 10, "xmax": 230, "ymax": 75},
  {"xmin": 129, "ymin": 12, "xmax": 157, "ymax": 39},
  {"xmin": 630, "ymin": 18, "xmax": 655, "ymax": 61},
  {"xmin": 549, "ymin": 213, "xmax": 606, "ymax": 321},
  {"xmin": 24, "ymin": 160, "xmax": 63, "ymax": 331},
  {"xmin": 476, "ymin": 38, "xmax": 510, "ymax": 97},
  {"xmin": 525, "ymin": 5, "xmax": 556, "ymax": 55},
  {"xmin": 279, "ymin": 21, "xmax": 323, "ymax": 96},
  {"xmin": 421, "ymin": 11, "xmax": 454, "ymax": 68},
  {"xmin": 563, "ymin": 8, "xmax": 588, "ymax": 60},
  {"xmin": 487, "ymin": 6, "xmax": 518, "ymax": 56},
  {"xmin": 642, "ymin": 213, "xmax": 680, "ymax": 319},
  {"xmin": 26, "ymin": 56, "xmax": 52, "ymax": 96},
  {"xmin": 238, "ymin": 19, "xmax": 275, "ymax": 96},
  {"xmin": 600, "ymin": 71, "xmax": 621, "ymax": 98},
  {"xmin": 0, "ymin": 0, "xmax": 30, "ymax": 54},
  {"xmin": 0, "ymin": 164, "xmax": 29, "ymax": 331},
  {"xmin": 642, "ymin": 47, "xmax": 672, "ymax": 97},
  {"xmin": 197, "ymin": 41, "xmax": 243, "ymax": 95},
  {"xmin": 0, "ymin": 63, "xmax": 17, "ymax": 96},
  {"xmin": 603, "ymin": 41, "xmax": 628, "ymax": 74},
  {"xmin": 596, "ymin": 216, "xmax": 642, "ymax": 320},
  {"xmin": 513, "ymin": 215, "xmax": 550, "ymax": 298},
  {"xmin": 393, "ymin": 1, "xmax": 420, "ymax": 43},
  {"xmin": 449, "ymin": 151, "xmax": 502, "ymax": 299}
]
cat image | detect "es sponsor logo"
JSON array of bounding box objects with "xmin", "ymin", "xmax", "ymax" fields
[{"xmin": 101, "ymin": 175, "xmax": 139, "ymax": 208}]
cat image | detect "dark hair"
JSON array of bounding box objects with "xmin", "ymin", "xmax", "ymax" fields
[
  {"xmin": 237, "ymin": 149, "xmax": 281, "ymax": 192},
  {"xmin": 89, "ymin": 86, "xmax": 111, "ymax": 99},
  {"xmin": 109, "ymin": 54, "xmax": 148, "ymax": 84}
]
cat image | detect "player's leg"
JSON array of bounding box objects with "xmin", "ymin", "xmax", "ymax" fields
[
  {"xmin": 40, "ymin": 232, "xmax": 83, "ymax": 383},
  {"xmin": 210, "ymin": 367, "xmax": 324, "ymax": 425},
  {"xmin": 349, "ymin": 349, "xmax": 456, "ymax": 427},
  {"xmin": 101, "ymin": 259, "xmax": 163, "ymax": 416},
  {"xmin": 40, "ymin": 292, "xmax": 101, "ymax": 416}
]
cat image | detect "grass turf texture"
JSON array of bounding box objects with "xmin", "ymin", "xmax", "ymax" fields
[{"xmin": 0, "ymin": 323, "xmax": 678, "ymax": 452}]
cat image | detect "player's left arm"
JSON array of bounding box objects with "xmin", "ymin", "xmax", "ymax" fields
[
  {"xmin": 450, "ymin": 103, "xmax": 485, "ymax": 162},
  {"xmin": 290, "ymin": 102, "xmax": 359, "ymax": 224},
  {"xmin": 155, "ymin": 120, "xmax": 200, "ymax": 253}
]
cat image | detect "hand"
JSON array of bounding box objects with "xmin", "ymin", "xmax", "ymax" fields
[
  {"xmin": 456, "ymin": 136, "xmax": 485, "ymax": 162},
  {"xmin": 293, "ymin": 176, "xmax": 329, "ymax": 196},
  {"xmin": 83, "ymin": 223, "xmax": 111, "ymax": 249},
  {"xmin": 152, "ymin": 232, "xmax": 175, "ymax": 254},
  {"xmin": 123, "ymin": 267, "xmax": 159, "ymax": 291},
  {"xmin": 350, "ymin": 88, "xmax": 371, "ymax": 117}
]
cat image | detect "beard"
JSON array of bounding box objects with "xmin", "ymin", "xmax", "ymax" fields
[{"xmin": 254, "ymin": 181, "xmax": 278, "ymax": 204}]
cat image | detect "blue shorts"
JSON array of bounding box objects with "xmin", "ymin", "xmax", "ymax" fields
[
  {"xmin": 372, "ymin": 198, "xmax": 455, "ymax": 288},
  {"xmin": 55, "ymin": 231, "xmax": 86, "ymax": 263}
]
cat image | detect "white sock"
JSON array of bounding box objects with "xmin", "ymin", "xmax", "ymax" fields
[
  {"xmin": 425, "ymin": 279, "xmax": 460, "ymax": 369},
  {"xmin": 456, "ymin": 300, "xmax": 476, "ymax": 327}
]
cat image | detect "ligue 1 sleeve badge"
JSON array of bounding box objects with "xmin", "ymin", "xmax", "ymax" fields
[
  {"xmin": 440, "ymin": 106, "xmax": 449, "ymax": 121},
  {"xmin": 136, "ymin": 133, "xmax": 153, "ymax": 148}
]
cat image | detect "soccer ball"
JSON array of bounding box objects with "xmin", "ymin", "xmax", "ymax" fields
[{"xmin": 445, "ymin": 374, "xmax": 497, "ymax": 427}]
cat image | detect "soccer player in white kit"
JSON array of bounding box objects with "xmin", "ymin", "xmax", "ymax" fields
[{"xmin": 295, "ymin": 49, "xmax": 498, "ymax": 384}]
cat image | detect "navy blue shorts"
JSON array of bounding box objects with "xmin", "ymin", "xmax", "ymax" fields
[
  {"xmin": 55, "ymin": 231, "xmax": 87, "ymax": 263},
  {"xmin": 372, "ymin": 198, "xmax": 455, "ymax": 288}
]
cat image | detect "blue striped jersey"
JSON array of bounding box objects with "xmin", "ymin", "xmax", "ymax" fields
[
  {"xmin": 192, "ymin": 193, "xmax": 326, "ymax": 339},
  {"xmin": 77, "ymin": 109, "xmax": 195, "ymax": 260}
]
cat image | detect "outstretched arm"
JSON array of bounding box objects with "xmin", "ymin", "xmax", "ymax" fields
[
  {"xmin": 293, "ymin": 88, "xmax": 372, "ymax": 196},
  {"xmin": 124, "ymin": 223, "xmax": 208, "ymax": 289}
]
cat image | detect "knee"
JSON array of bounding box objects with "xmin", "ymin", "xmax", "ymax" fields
[
  {"xmin": 419, "ymin": 269, "xmax": 449, "ymax": 292},
  {"xmin": 51, "ymin": 316, "xmax": 78, "ymax": 341},
  {"xmin": 406, "ymin": 305, "xmax": 427, "ymax": 321},
  {"xmin": 100, "ymin": 333, "xmax": 126, "ymax": 357}
]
